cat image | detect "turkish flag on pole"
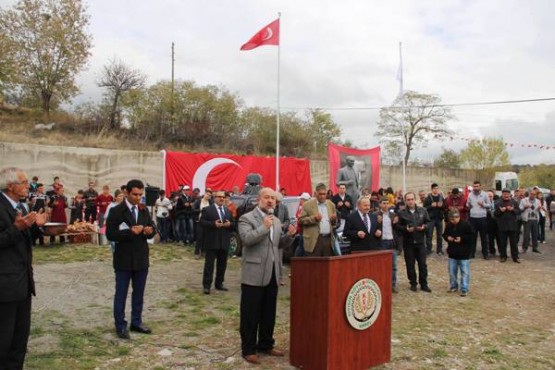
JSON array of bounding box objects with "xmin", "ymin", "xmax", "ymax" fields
[{"xmin": 240, "ymin": 18, "xmax": 280, "ymax": 50}]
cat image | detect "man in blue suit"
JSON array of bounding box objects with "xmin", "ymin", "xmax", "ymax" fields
[
  {"xmin": 106, "ymin": 179, "xmax": 156, "ymax": 340},
  {"xmin": 343, "ymin": 196, "xmax": 382, "ymax": 252}
]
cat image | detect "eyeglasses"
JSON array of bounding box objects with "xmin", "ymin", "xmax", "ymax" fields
[
  {"xmin": 12, "ymin": 180, "xmax": 29, "ymax": 185},
  {"xmin": 214, "ymin": 195, "xmax": 224, "ymax": 198}
]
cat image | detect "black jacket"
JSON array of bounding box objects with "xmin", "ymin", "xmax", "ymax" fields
[
  {"xmin": 494, "ymin": 198, "xmax": 521, "ymax": 232},
  {"xmin": 199, "ymin": 204, "xmax": 234, "ymax": 251},
  {"xmin": 443, "ymin": 220, "xmax": 474, "ymax": 260},
  {"xmin": 343, "ymin": 211, "xmax": 381, "ymax": 251},
  {"xmin": 0, "ymin": 194, "xmax": 39, "ymax": 302},
  {"xmin": 106, "ymin": 202, "xmax": 156, "ymax": 271},
  {"xmin": 423, "ymin": 193, "xmax": 445, "ymax": 220},
  {"xmin": 331, "ymin": 193, "xmax": 353, "ymax": 219},
  {"xmin": 396, "ymin": 207, "xmax": 430, "ymax": 245}
]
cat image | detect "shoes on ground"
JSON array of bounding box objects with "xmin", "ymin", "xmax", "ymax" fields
[
  {"xmin": 410, "ymin": 285, "xmax": 417, "ymax": 292},
  {"xmin": 243, "ymin": 354, "xmax": 261, "ymax": 364},
  {"xmin": 437, "ymin": 251, "xmax": 444, "ymax": 256},
  {"xmin": 513, "ymin": 257, "xmax": 521, "ymax": 264},
  {"xmin": 460, "ymin": 291, "xmax": 468, "ymax": 297},
  {"xmin": 263, "ymin": 348, "xmax": 285, "ymax": 357},
  {"xmin": 116, "ymin": 328, "xmax": 130, "ymax": 339},
  {"xmin": 500, "ymin": 257, "xmax": 507, "ymax": 262},
  {"xmin": 421, "ymin": 286, "xmax": 432, "ymax": 293},
  {"xmin": 533, "ymin": 249, "xmax": 542, "ymax": 254},
  {"xmin": 203, "ymin": 288, "xmax": 210, "ymax": 295},
  {"xmin": 130, "ymin": 325, "xmax": 152, "ymax": 334},
  {"xmin": 215, "ymin": 286, "xmax": 229, "ymax": 291},
  {"xmin": 448, "ymin": 288, "xmax": 458, "ymax": 293}
]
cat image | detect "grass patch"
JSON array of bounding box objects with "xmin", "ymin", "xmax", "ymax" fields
[{"xmin": 34, "ymin": 244, "xmax": 111, "ymax": 264}]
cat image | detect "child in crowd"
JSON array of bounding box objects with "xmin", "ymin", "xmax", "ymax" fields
[{"xmin": 442, "ymin": 208, "xmax": 474, "ymax": 297}]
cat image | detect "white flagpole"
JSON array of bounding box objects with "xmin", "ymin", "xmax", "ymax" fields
[
  {"xmin": 275, "ymin": 12, "xmax": 281, "ymax": 191},
  {"xmin": 398, "ymin": 41, "xmax": 404, "ymax": 96}
]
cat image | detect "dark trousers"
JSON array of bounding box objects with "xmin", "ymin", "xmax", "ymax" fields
[
  {"xmin": 240, "ymin": 268, "xmax": 278, "ymax": 356},
  {"xmin": 522, "ymin": 220, "xmax": 539, "ymax": 250},
  {"xmin": 305, "ymin": 235, "xmax": 332, "ymax": 256},
  {"xmin": 487, "ymin": 218, "xmax": 500, "ymax": 255},
  {"xmin": 426, "ymin": 218, "xmax": 444, "ymax": 253},
  {"xmin": 113, "ymin": 269, "xmax": 148, "ymax": 331},
  {"xmin": 403, "ymin": 242, "xmax": 428, "ymax": 287},
  {"xmin": 538, "ymin": 214, "xmax": 546, "ymax": 242},
  {"xmin": 0, "ymin": 296, "xmax": 31, "ymax": 370},
  {"xmin": 156, "ymin": 217, "xmax": 170, "ymax": 242},
  {"xmin": 84, "ymin": 207, "xmax": 97, "ymax": 222},
  {"xmin": 469, "ymin": 217, "xmax": 488, "ymax": 258},
  {"xmin": 202, "ymin": 249, "xmax": 228, "ymax": 289},
  {"xmin": 498, "ymin": 230, "xmax": 519, "ymax": 259}
]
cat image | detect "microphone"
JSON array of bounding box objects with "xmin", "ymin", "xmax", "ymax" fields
[{"xmin": 267, "ymin": 208, "xmax": 274, "ymax": 216}]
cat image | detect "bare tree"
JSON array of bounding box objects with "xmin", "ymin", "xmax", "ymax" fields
[
  {"xmin": 98, "ymin": 58, "xmax": 146, "ymax": 129},
  {"xmin": 375, "ymin": 90, "xmax": 454, "ymax": 167}
]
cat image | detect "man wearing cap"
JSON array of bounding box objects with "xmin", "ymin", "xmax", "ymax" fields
[
  {"xmin": 494, "ymin": 189, "xmax": 521, "ymax": 263},
  {"xmin": 174, "ymin": 185, "xmax": 195, "ymax": 245},
  {"xmin": 299, "ymin": 183, "xmax": 338, "ymax": 256},
  {"xmin": 336, "ymin": 156, "xmax": 359, "ymax": 206}
]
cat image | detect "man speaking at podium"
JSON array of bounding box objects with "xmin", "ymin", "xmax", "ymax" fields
[{"xmin": 238, "ymin": 187, "xmax": 296, "ymax": 365}]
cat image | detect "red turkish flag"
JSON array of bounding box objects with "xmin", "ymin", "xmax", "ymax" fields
[{"xmin": 240, "ymin": 18, "xmax": 280, "ymax": 51}]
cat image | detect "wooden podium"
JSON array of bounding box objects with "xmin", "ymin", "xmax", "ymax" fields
[{"xmin": 289, "ymin": 251, "xmax": 392, "ymax": 370}]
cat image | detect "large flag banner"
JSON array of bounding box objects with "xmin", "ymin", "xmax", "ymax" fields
[
  {"xmin": 328, "ymin": 143, "xmax": 381, "ymax": 193},
  {"xmin": 164, "ymin": 151, "xmax": 311, "ymax": 195},
  {"xmin": 240, "ymin": 18, "xmax": 280, "ymax": 50}
]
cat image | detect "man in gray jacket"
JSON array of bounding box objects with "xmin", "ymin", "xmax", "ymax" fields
[{"xmin": 238, "ymin": 187, "xmax": 296, "ymax": 365}]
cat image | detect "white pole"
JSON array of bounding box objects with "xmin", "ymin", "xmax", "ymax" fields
[
  {"xmin": 275, "ymin": 12, "xmax": 281, "ymax": 191},
  {"xmin": 398, "ymin": 42, "xmax": 404, "ymax": 96}
]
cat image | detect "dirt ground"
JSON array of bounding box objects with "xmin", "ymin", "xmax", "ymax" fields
[{"xmin": 27, "ymin": 231, "xmax": 555, "ymax": 370}]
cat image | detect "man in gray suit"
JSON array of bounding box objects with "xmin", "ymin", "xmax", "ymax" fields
[{"xmin": 238, "ymin": 187, "xmax": 296, "ymax": 365}]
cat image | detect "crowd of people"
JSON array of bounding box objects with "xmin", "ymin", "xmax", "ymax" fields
[{"xmin": 2, "ymin": 166, "xmax": 554, "ymax": 368}]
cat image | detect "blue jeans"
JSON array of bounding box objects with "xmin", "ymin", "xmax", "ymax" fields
[
  {"xmin": 380, "ymin": 239, "xmax": 397, "ymax": 288},
  {"xmin": 426, "ymin": 218, "xmax": 444, "ymax": 253},
  {"xmin": 448, "ymin": 258, "xmax": 470, "ymax": 293},
  {"xmin": 157, "ymin": 217, "xmax": 170, "ymax": 242},
  {"xmin": 114, "ymin": 269, "xmax": 148, "ymax": 331},
  {"xmin": 175, "ymin": 217, "xmax": 194, "ymax": 243}
]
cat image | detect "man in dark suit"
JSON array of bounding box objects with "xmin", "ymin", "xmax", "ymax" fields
[
  {"xmin": 200, "ymin": 190, "xmax": 234, "ymax": 295},
  {"xmin": 0, "ymin": 167, "xmax": 47, "ymax": 369},
  {"xmin": 343, "ymin": 196, "xmax": 382, "ymax": 252},
  {"xmin": 331, "ymin": 184, "xmax": 353, "ymax": 233},
  {"xmin": 106, "ymin": 179, "xmax": 156, "ymax": 340},
  {"xmin": 238, "ymin": 187, "xmax": 296, "ymax": 365}
]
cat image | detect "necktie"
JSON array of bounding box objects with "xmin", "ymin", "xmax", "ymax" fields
[
  {"xmin": 131, "ymin": 205, "xmax": 137, "ymax": 223},
  {"xmin": 17, "ymin": 203, "xmax": 28, "ymax": 215},
  {"xmin": 219, "ymin": 206, "xmax": 225, "ymax": 221},
  {"xmin": 363, "ymin": 214, "xmax": 370, "ymax": 232}
]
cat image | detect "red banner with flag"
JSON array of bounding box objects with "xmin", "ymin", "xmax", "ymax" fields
[
  {"xmin": 328, "ymin": 143, "xmax": 381, "ymax": 193},
  {"xmin": 164, "ymin": 151, "xmax": 311, "ymax": 195},
  {"xmin": 240, "ymin": 18, "xmax": 280, "ymax": 50}
]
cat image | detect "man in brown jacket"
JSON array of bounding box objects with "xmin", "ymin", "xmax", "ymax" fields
[{"xmin": 298, "ymin": 183, "xmax": 339, "ymax": 256}]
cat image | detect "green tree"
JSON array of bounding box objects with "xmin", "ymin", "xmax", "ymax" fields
[
  {"xmin": 306, "ymin": 109, "xmax": 341, "ymax": 153},
  {"xmin": 0, "ymin": 34, "xmax": 16, "ymax": 101},
  {"xmin": 459, "ymin": 137, "xmax": 510, "ymax": 170},
  {"xmin": 0, "ymin": 0, "xmax": 92, "ymax": 118},
  {"xmin": 519, "ymin": 164, "xmax": 555, "ymax": 189},
  {"xmin": 375, "ymin": 90, "xmax": 453, "ymax": 167},
  {"xmin": 435, "ymin": 148, "xmax": 461, "ymax": 169}
]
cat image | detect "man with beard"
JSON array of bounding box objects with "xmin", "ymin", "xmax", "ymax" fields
[{"xmin": 494, "ymin": 189, "xmax": 521, "ymax": 263}]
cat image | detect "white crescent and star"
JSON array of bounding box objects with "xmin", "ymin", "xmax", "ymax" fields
[
  {"xmin": 192, "ymin": 158, "xmax": 241, "ymax": 194},
  {"xmin": 262, "ymin": 27, "xmax": 273, "ymax": 41}
]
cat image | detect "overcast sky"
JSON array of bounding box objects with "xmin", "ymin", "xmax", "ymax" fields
[{"xmin": 2, "ymin": 0, "xmax": 555, "ymax": 164}]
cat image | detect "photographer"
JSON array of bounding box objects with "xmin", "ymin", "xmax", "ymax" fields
[{"xmin": 154, "ymin": 189, "xmax": 172, "ymax": 243}]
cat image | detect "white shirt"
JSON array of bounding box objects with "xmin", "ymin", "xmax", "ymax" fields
[
  {"xmin": 155, "ymin": 197, "xmax": 172, "ymax": 218},
  {"xmin": 381, "ymin": 212, "xmax": 394, "ymax": 240},
  {"xmin": 318, "ymin": 201, "xmax": 331, "ymax": 235}
]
